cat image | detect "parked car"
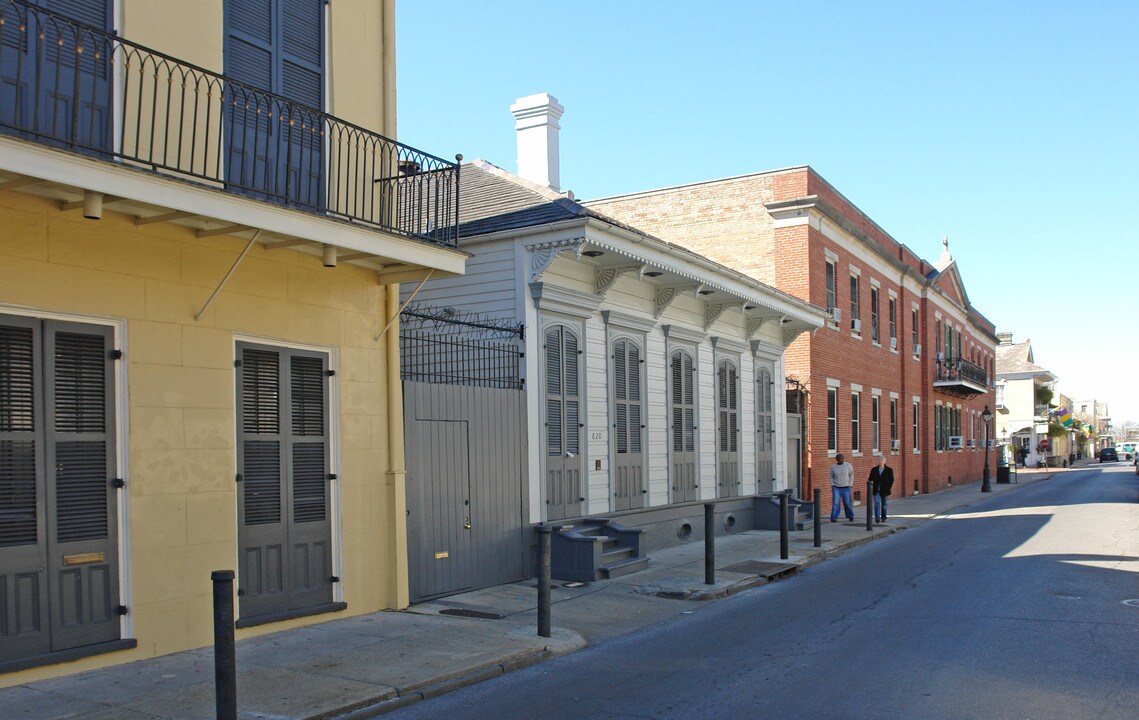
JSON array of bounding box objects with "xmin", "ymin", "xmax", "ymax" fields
[{"xmin": 1100, "ymin": 447, "xmax": 1118, "ymax": 462}]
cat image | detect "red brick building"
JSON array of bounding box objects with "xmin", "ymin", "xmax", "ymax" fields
[{"xmin": 588, "ymin": 167, "xmax": 997, "ymax": 511}]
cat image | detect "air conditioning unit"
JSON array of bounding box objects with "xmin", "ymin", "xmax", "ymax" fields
[
  {"xmin": 948, "ymin": 436, "xmax": 964, "ymax": 449},
  {"xmin": 966, "ymin": 439, "xmax": 975, "ymax": 448},
  {"xmin": 852, "ymin": 318, "xmax": 862, "ymax": 333},
  {"xmin": 830, "ymin": 307, "xmax": 842, "ymax": 323},
  {"xmin": 891, "ymin": 439, "xmax": 900, "ymax": 451},
  {"xmin": 936, "ymin": 351, "xmax": 945, "ymax": 362},
  {"xmin": 890, "ymin": 337, "xmax": 897, "ymax": 350}
]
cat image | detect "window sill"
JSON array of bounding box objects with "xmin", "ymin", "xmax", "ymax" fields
[
  {"xmin": 236, "ymin": 601, "xmax": 348, "ymax": 629},
  {"xmin": 0, "ymin": 638, "xmax": 138, "ymax": 675}
]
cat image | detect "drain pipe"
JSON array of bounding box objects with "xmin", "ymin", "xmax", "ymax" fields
[
  {"xmin": 537, "ymin": 525, "xmax": 552, "ymax": 638},
  {"xmin": 704, "ymin": 503, "xmax": 715, "ymax": 585}
]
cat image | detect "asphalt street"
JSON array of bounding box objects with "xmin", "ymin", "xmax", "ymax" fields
[{"xmin": 385, "ymin": 463, "xmax": 1139, "ymax": 720}]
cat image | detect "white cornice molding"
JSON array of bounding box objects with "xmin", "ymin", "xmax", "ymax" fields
[
  {"xmin": 602, "ymin": 309, "xmax": 656, "ymax": 333},
  {"xmin": 662, "ymin": 324, "xmax": 708, "ymax": 344},
  {"xmin": 711, "ymin": 335, "xmax": 748, "ymax": 355},
  {"xmin": 529, "ymin": 282, "xmax": 602, "ymax": 318}
]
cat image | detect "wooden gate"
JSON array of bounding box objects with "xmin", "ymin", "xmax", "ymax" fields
[
  {"xmin": 400, "ymin": 306, "xmax": 527, "ymax": 603},
  {"xmin": 404, "ymin": 383, "xmax": 526, "ymax": 602}
]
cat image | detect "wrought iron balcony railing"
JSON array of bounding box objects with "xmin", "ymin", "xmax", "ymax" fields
[
  {"xmin": 0, "ymin": 0, "xmax": 458, "ymax": 247},
  {"xmin": 934, "ymin": 357, "xmax": 989, "ymax": 387}
]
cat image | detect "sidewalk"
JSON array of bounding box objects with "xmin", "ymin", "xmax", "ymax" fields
[{"xmin": 1, "ymin": 465, "xmax": 1071, "ymax": 720}]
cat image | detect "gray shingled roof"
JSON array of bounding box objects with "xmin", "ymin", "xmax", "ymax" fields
[
  {"xmin": 996, "ymin": 341, "xmax": 1050, "ymax": 375},
  {"xmin": 456, "ymin": 161, "xmax": 582, "ymax": 238}
]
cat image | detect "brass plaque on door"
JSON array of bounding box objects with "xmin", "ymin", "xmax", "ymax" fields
[
  {"xmin": 434, "ymin": 551, "xmax": 449, "ymax": 559},
  {"xmin": 63, "ymin": 552, "xmax": 105, "ymax": 566}
]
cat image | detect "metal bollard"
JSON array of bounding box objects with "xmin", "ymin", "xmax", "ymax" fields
[
  {"xmin": 866, "ymin": 480, "xmax": 874, "ymax": 531},
  {"xmin": 813, "ymin": 488, "xmax": 822, "ymax": 547},
  {"xmin": 537, "ymin": 525, "xmax": 552, "ymax": 638},
  {"xmin": 704, "ymin": 503, "xmax": 715, "ymax": 585},
  {"xmin": 211, "ymin": 570, "xmax": 236, "ymax": 720},
  {"xmin": 779, "ymin": 491, "xmax": 789, "ymax": 560}
]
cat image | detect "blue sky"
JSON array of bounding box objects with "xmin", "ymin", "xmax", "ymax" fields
[{"xmin": 397, "ymin": 0, "xmax": 1139, "ymax": 428}]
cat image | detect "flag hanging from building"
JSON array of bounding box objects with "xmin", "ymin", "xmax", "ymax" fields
[{"xmin": 1055, "ymin": 407, "xmax": 1073, "ymax": 427}]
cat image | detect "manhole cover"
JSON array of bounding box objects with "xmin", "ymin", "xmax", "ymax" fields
[
  {"xmin": 1123, "ymin": 599, "xmax": 1139, "ymax": 608},
  {"xmin": 439, "ymin": 608, "xmax": 504, "ymax": 620},
  {"xmin": 719, "ymin": 560, "xmax": 795, "ymax": 577}
]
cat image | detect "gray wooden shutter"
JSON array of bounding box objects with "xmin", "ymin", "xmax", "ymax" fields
[
  {"xmin": 236, "ymin": 343, "xmax": 332, "ymax": 621},
  {"xmin": 225, "ymin": 0, "xmax": 323, "ymax": 206},
  {"xmin": 0, "ymin": 321, "xmax": 38, "ymax": 549},
  {"xmin": 44, "ymin": 321, "xmax": 119, "ymax": 653},
  {"xmin": 544, "ymin": 326, "xmax": 581, "ymax": 520}
]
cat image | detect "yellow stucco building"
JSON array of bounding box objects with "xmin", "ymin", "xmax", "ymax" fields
[{"xmin": 0, "ymin": 0, "xmax": 464, "ymax": 684}]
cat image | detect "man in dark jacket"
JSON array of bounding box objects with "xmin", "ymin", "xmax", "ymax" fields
[{"xmin": 870, "ymin": 455, "xmax": 895, "ymax": 524}]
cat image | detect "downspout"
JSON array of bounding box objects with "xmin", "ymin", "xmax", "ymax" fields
[
  {"xmin": 897, "ymin": 270, "xmax": 906, "ymax": 494},
  {"xmin": 381, "ymin": 0, "xmax": 397, "ymax": 140},
  {"xmin": 385, "ymin": 283, "xmax": 410, "ymax": 608}
]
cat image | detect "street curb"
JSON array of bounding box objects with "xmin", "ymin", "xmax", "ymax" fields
[
  {"xmin": 311, "ymin": 472, "xmax": 1064, "ymax": 719},
  {"xmin": 329, "ymin": 649, "xmax": 553, "ymax": 720}
]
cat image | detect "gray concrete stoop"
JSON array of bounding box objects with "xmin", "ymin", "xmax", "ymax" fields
[{"xmin": 0, "ymin": 464, "xmax": 1074, "ymax": 720}]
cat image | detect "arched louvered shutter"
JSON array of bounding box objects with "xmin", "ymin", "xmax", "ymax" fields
[
  {"xmin": 756, "ymin": 363, "xmax": 775, "ymax": 493},
  {"xmin": 544, "ymin": 326, "xmax": 582, "ymax": 520},
  {"xmin": 717, "ymin": 359, "xmax": 739, "ymax": 498},
  {"xmin": 669, "ymin": 349, "xmax": 697, "ymax": 503},
  {"xmin": 612, "ymin": 339, "xmax": 644, "ymax": 511},
  {"xmin": 236, "ymin": 342, "xmax": 332, "ymax": 621}
]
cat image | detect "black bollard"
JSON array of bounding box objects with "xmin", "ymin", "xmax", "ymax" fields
[
  {"xmin": 813, "ymin": 488, "xmax": 822, "ymax": 548},
  {"xmin": 211, "ymin": 570, "xmax": 236, "ymax": 720},
  {"xmin": 537, "ymin": 525, "xmax": 552, "ymax": 638},
  {"xmin": 704, "ymin": 503, "xmax": 715, "ymax": 585},
  {"xmin": 866, "ymin": 480, "xmax": 874, "ymax": 531},
  {"xmin": 779, "ymin": 491, "xmax": 789, "ymax": 560}
]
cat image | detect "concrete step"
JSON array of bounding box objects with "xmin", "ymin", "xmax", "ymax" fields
[{"xmin": 600, "ymin": 555, "xmax": 649, "ymax": 579}]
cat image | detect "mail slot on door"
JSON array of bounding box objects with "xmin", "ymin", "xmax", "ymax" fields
[{"xmin": 63, "ymin": 552, "xmax": 106, "ymax": 566}]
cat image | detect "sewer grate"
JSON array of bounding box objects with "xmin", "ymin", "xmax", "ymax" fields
[
  {"xmin": 719, "ymin": 560, "xmax": 795, "ymax": 577},
  {"xmin": 439, "ymin": 608, "xmax": 504, "ymax": 620}
]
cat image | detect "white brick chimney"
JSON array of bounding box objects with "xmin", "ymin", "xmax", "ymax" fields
[{"xmin": 510, "ymin": 92, "xmax": 564, "ymax": 191}]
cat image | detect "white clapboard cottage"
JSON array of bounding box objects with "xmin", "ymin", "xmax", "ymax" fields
[{"xmin": 399, "ymin": 95, "xmax": 825, "ymax": 600}]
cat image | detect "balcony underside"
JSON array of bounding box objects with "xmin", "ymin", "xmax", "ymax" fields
[
  {"xmin": 0, "ymin": 138, "xmax": 467, "ymax": 283},
  {"xmin": 933, "ymin": 379, "xmax": 988, "ymax": 399}
]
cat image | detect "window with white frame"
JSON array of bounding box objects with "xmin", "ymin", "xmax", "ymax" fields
[
  {"xmin": 825, "ymin": 259, "xmax": 837, "ymax": 314},
  {"xmin": 890, "ymin": 398, "xmax": 898, "ymax": 448},
  {"xmin": 827, "ymin": 386, "xmax": 838, "ymax": 452},
  {"xmin": 850, "ymin": 274, "xmax": 860, "ymax": 332},
  {"xmin": 851, "ymin": 391, "xmax": 861, "ymax": 452},
  {"xmin": 912, "ymin": 308, "xmax": 919, "ymax": 353},
  {"xmin": 872, "ymin": 394, "xmax": 880, "ymax": 452},
  {"xmin": 870, "ymin": 286, "xmax": 880, "ymax": 343},
  {"xmin": 913, "ymin": 400, "xmax": 920, "ymax": 450},
  {"xmin": 888, "ymin": 296, "xmax": 897, "ymax": 345}
]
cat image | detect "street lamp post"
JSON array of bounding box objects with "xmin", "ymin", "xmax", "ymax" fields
[{"xmin": 981, "ymin": 405, "xmax": 993, "ymax": 492}]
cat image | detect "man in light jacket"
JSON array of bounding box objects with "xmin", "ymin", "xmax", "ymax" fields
[{"xmin": 829, "ymin": 453, "xmax": 856, "ymax": 522}]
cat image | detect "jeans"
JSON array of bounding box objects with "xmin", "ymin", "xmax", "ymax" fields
[
  {"xmin": 830, "ymin": 485, "xmax": 855, "ymax": 521},
  {"xmin": 874, "ymin": 494, "xmax": 888, "ymax": 521}
]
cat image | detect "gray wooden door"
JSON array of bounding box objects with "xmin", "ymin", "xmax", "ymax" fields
[
  {"xmin": 716, "ymin": 359, "xmax": 739, "ymax": 498},
  {"xmin": 409, "ymin": 419, "xmax": 471, "ymax": 598},
  {"xmin": 670, "ymin": 349, "xmax": 697, "ymax": 503},
  {"xmin": 545, "ymin": 326, "xmax": 582, "ymax": 521},
  {"xmin": 787, "ymin": 413, "xmax": 803, "ymax": 498},
  {"xmin": 755, "ymin": 362, "xmax": 775, "ymax": 494},
  {"xmin": 0, "ymin": 317, "xmax": 121, "ymax": 664},
  {"xmin": 236, "ymin": 343, "xmax": 333, "ymax": 622},
  {"xmin": 404, "ymin": 382, "xmax": 527, "ymax": 603},
  {"xmin": 612, "ymin": 338, "xmax": 644, "ymax": 511}
]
